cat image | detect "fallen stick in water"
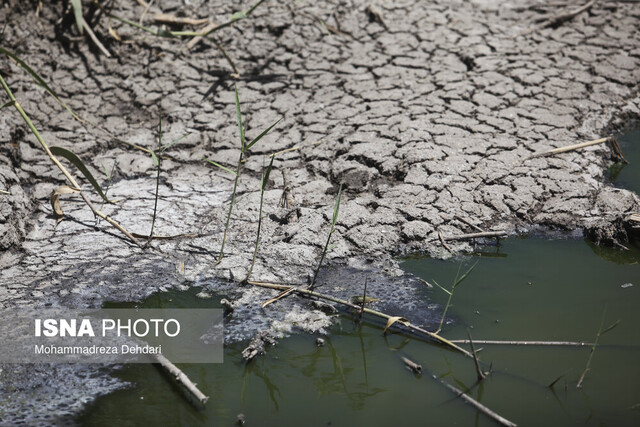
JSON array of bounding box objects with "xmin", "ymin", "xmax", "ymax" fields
[
  {"xmin": 249, "ymin": 280, "xmax": 472, "ymax": 358},
  {"xmin": 450, "ymin": 339, "xmax": 593, "ymax": 347},
  {"xmin": 401, "ymin": 355, "xmax": 516, "ymax": 427},
  {"xmin": 154, "ymin": 354, "xmax": 209, "ymax": 406},
  {"xmin": 432, "ymin": 372, "xmax": 517, "ymax": 427}
]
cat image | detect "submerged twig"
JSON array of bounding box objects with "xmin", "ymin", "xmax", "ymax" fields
[
  {"xmin": 577, "ymin": 307, "xmax": 620, "ymax": 388},
  {"xmin": 468, "ymin": 329, "xmax": 487, "ymax": 381},
  {"xmin": 402, "ymin": 356, "xmax": 422, "ymax": 375},
  {"xmin": 449, "ymin": 339, "xmax": 593, "ymax": 347},
  {"xmin": 433, "ymin": 374, "xmax": 517, "ymax": 427},
  {"xmin": 154, "ymin": 354, "xmax": 208, "ymax": 406}
]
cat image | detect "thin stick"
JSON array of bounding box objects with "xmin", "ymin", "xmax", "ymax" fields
[
  {"xmin": 444, "ymin": 231, "xmax": 507, "ymax": 241},
  {"xmin": 279, "ymin": 168, "xmax": 296, "ymax": 212},
  {"xmin": 139, "ymin": 0, "xmax": 154, "ymax": 26},
  {"xmin": 467, "ymin": 329, "xmax": 486, "ymax": 381},
  {"xmin": 82, "ymin": 17, "xmax": 112, "ymax": 57},
  {"xmin": 248, "ymin": 280, "xmax": 473, "ymax": 357},
  {"xmin": 213, "ymin": 38, "xmax": 240, "ymax": 77},
  {"xmin": 359, "ymin": 276, "xmax": 368, "ymax": 320},
  {"xmin": 154, "ymin": 354, "xmax": 208, "ymax": 406},
  {"xmin": 433, "ymin": 374, "xmax": 517, "ymax": 427},
  {"xmin": 516, "ymin": 0, "xmax": 599, "ymax": 37},
  {"xmin": 450, "ymin": 339, "xmax": 593, "ymax": 347},
  {"xmin": 185, "ymin": 21, "xmax": 217, "ymax": 50},
  {"xmin": 401, "ymin": 356, "xmax": 422, "ymax": 374},
  {"xmin": 455, "ymin": 216, "xmax": 484, "ymax": 232},
  {"xmin": 438, "ymin": 230, "xmax": 453, "ymax": 253},
  {"xmin": 0, "ymin": 189, "xmax": 10, "ymax": 195},
  {"xmin": 528, "ymin": 137, "xmax": 610, "ymax": 159}
]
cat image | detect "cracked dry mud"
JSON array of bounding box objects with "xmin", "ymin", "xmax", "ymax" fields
[{"xmin": 0, "ymin": 0, "xmax": 639, "ymax": 424}]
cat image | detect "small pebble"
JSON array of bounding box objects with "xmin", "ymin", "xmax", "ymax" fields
[
  {"xmin": 316, "ymin": 338, "xmax": 325, "ymax": 347},
  {"xmin": 621, "ymin": 283, "xmax": 633, "ymax": 288},
  {"xmin": 196, "ymin": 291, "xmax": 212, "ymax": 299},
  {"xmin": 236, "ymin": 413, "xmax": 246, "ymax": 425}
]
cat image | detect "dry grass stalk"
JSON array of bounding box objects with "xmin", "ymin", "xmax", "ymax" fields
[{"xmin": 154, "ymin": 14, "xmax": 209, "ymax": 26}]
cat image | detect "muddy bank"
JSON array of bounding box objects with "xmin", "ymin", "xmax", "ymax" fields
[{"xmin": 1, "ymin": 0, "xmax": 639, "ymax": 423}]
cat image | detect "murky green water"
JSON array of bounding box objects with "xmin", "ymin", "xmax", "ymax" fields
[
  {"xmin": 609, "ymin": 128, "xmax": 639, "ymax": 193},
  {"xmin": 78, "ymin": 236, "xmax": 640, "ymax": 427}
]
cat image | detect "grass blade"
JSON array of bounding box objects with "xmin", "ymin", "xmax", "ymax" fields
[
  {"xmin": 50, "ymin": 146, "xmax": 113, "ymax": 204},
  {"xmin": 0, "ymin": 100, "xmax": 14, "ymax": 110},
  {"xmin": 383, "ymin": 316, "xmax": 410, "ymax": 334},
  {"xmin": 204, "ymin": 159, "xmax": 237, "ymax": 176},
  {"xmin": 71, "ymin": 0, "xmax": 84, "ymax": 34},
  {"xmin": 0, "ymin": 47, "xmax": 81, "ymax": 122},
  {"xmin": 244, "ymin": 118, "xmax": 282, "ymax": 152},
  {"xmin": 234, "ymin": 83, "xmax": 245, "ymax": 149}
]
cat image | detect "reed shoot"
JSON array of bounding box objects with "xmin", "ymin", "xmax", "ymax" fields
[
  {"xmin": 309, "ymin": 183, "xmax": 343, "ymax": 290},
  {"xmin": 432, "ymin": 260, "xmax": 478, "ymax": 335},
  {"xmin": 576, "ymin": 306, "xmax": 620, "ymax": 388},
  {"xmin": 244, "ymin": 156, "xmax": 275, "ymax": 282},
  {"xmin": 208, "ymin": 83, "xmax": 280, "ymax": 263}
]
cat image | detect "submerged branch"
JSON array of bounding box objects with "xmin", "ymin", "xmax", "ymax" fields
[{"xmin": 249, "ymin": 280, "xmax": 472, "ymax": 358}]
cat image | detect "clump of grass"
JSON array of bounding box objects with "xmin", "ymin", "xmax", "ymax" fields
[
  {"xmin": 206, "ymin": 83, "xmax": 280, "ymax": 263},
  {"xmin": 309, "ymin": 182, "xmax": 343, "ymax": 291},
  {"xmin": 244, "ymin": 155, "xmax": 274, "ymax": 282},
  {"xmin": 576, "ymin": 306, "xmax": 620, "ymax": 388},
  {"xmin": 431, "ymin": 260, "xmax": 478, "ymax": 335}
]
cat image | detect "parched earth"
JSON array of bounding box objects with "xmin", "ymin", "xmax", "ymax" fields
[{"xmin": 0, "ymin": 0, "xmax": 639, "ymax": 424}]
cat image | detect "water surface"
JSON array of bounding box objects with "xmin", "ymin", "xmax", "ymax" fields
[{"xmin": 79, "ymin": 237, "xmax": 640, "ymax": 427}]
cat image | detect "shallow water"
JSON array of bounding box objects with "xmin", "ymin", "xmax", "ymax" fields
[
  {"xmin": 78, "ymin": 236, "xmax": 640, "ymax": 427},
  {"xmin": 609, "ymin": 128, "xmax": 639, "ymax": 193}
]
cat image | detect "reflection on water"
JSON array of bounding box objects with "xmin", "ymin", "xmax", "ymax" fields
[
  {"xmin": 610, "ymin": 128, "xmax": 639, "ymax": 194},
  {"xmin": 80, "ymin": 237, "xmax": 640, "ymax": 427}
]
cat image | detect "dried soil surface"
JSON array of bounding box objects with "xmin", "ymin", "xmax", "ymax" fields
[{"xmin": 0, "ymin": 0, "xmax": 639, "ymax": 424}]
